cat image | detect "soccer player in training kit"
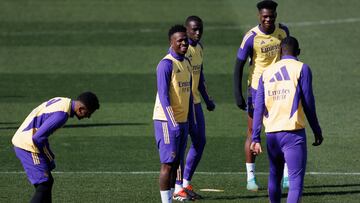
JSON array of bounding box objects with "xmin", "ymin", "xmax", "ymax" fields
[
  {"xmin": 12, "ymin": 92, "xmax": 100, "ymax": 203},
  {"xmin": 233, "ymin": 0, "xmax": 290, "ymax": 191},
  {"xmin": 153, "ymin": 25, "xmax": 193, "ymax": 203},
  {"xmin": 251, "ymin": 36, "xmax": 323, "ymax": 203},
  {"xmin": 173, "ymin": 16, "xmax": 216, "ymax": 201}
]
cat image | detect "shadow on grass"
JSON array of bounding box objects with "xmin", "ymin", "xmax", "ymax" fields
[
  {"xmin": 203, "ymin": 189, "xmax": 360, "ymax": 201},
  {"xmin": 0, "ymin": 122, "xmax": 19, "ymax": 125},
  {"xmin": 63, "ymin": 122, "xmax": 148, "ymax": 128},
  {"xmin": 0, "ymin": 122, "xmax": 148, "ymax": 130},
  {"xmin": 305, "ymin": 183, "xmax": 360, "ymax": 188}
]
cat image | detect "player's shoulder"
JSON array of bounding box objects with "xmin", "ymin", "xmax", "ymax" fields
[
  {"xmin": 157, "ymin": 58, "xmax": 173, "ymax": 72},
  {"xmin": 278, "ymin": 23, "xmax": 290, "ymax": 36},
  {"xmin": 45, "ymin": 97, "xmax": 70, "ymax": 106},
  {"xmin": 300, "ymin": 62, "xmax": 311, "ymax": 71},
  {"xmin": 262, "ymin": 62, "xmax": 276, "ymax": 75},
  {"xmin": 299, "ymin": 62, "xmax": 313, "ymax": 78},
  {"xmin": 197, "ymin": 41, "xmax": 204, "ymax": 49},
  {"xmin": 43, "ymin": 97, "xmax": 72, "ymax": 114},
  {"xmin": 241, "ymin": 28, "xmax": 257, "ymax": 44}
]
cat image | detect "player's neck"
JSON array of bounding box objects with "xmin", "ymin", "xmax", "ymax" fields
[
  {"xmin": 259, "ymin": 24, "xmax": 275, "ymax": 34},
  {"xmin": 188, "ymin": 38, "xmax": 198, "ymax": 46}
]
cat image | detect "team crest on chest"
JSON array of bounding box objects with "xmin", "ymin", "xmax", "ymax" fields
[{"xmin": 187, "ymin": 54, "xmax": 193, "ymax": 61}]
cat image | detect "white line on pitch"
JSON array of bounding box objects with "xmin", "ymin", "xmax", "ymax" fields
[{"xmin": 1, "ymin": 171, "xmax": 360, "ymax": 175}]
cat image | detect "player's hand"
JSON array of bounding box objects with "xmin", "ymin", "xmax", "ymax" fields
[
  {"xmin": 206, "ymin": 100, "xmax": 216, "ymax": 111},
  {"xmin": 169, "ymin": 124, "xmax": 181, "ymax": 137},
  {"xmin": 250, "ymin": 142, "xmax": 262, "ymax": 155},
  {"xmin": 236, "ymin": 96, "xmax": 247, "ymax": 111},
  {"xmin": 312, "ymin": 134, "xmax": 323, "ymax": 146}
]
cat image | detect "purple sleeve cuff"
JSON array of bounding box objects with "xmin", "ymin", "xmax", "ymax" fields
[
  {"xmin": 252, "ymin": 76, "xmax": 265, "ymax": 143},
  {"xmin": 156, "ymin": 59, "xmax": 179, "ymax": 130},
  {"xmin": 237, "ymin": 32, "xmax": 255, "ymax": 61},
  {"xmin": 32, "ymin": 111, "xmax": 68, "ymax": 151},
  {"xmin": 299, "ymin": 64, "xmax": 322, "ymax": 135}
]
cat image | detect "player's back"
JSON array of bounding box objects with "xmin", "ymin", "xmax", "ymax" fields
[
  {"xmin": 261, "ymin": 58, "xmax": 306, "ymax": 132},
  {"xmin": 12, "ymin": 97, "xmax": 71, "ymax": 153}
]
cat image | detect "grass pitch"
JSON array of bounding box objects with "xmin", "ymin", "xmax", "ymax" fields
[{"xmin": 0, "ymin": 0, "xmax": 360, "ymax": 202}]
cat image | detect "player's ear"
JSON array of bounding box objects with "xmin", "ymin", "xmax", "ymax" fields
[
  {"xmin": 78, "ymin": 105, "xmax": 87, "ymax": 115},
  {"xmin": 297, "ymin": 48, "xmax": 301, "ymax": 56}
]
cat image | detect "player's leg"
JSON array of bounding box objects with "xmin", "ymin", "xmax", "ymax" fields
[
  {"xmin": 245, "ymin": 87, "xmax": 258, "ymax": 191},
  {"xmin": 14, "ymin": 147, "xmax": 54, "ymax": 203},
  {"xmin": 266, "ymin": 132, "xmax": 285, "ymax": 203},
  {"xmin": 174, "ymin": 122, "xmax": 189, "ymax": 195},
  {"xmin": 183, "ymin": 103, "xmax": 205, "ymax": 199},
  {"xmin": 154, "ymin": 120, "xmax": 181, "ymax": 203},
  {"xmin": 282, "ymin": 130, "xmax": 307, "ymax": 203},
  {"xmin": 175, "ymin": 113, "xmax": 195, "ymax": 193},
  {"xmin": 184, "ymin": 104, "xmax": 206, "ymax": 182},
  {"xmin": 31, "ymin": 173, "xmax": 54, "ymax": 203},
  {"xmin": 159, "ymin": 163, "xmax": 173, "ymax": 203},
  {"xmin": 172, "ymin": 122, "xmax": 191, "ymax": 201}
]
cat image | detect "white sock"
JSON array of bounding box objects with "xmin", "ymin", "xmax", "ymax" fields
[
  {"xmin": 160, "ymin": 190, "xmax": 172, "ymax": 203},
  {"xmin": 283, "ymin": 163, "xmax": 289, "ymax": 178},
  {"xmin": 170, "ymin": 188, "xmax": 175, "ymax": 195},
  {"xmin": 246, "ymin": 163, "xmax": 255, "ymax": 181},
  {"xmin": 174, "ymin": 184, "xmax": 183, "ymax": 193},
  {"xmin": 183, "ymin": 179, "xmax": 190, "ymax": 188}
]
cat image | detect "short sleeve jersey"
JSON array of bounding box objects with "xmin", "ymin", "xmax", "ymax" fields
[{"xmin": 237, "ymin": 24, "xmax": 289, "ymax": 89}]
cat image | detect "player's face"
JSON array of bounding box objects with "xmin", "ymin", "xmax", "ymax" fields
[
  {"xmin": 76, "ymin": 106, "xmax": 94, "ymax": 120},
  {"xmin": 259, "ymin": 8, "xmax": 277, "ymax": 32},
  {"xmin": 186, "ymin": 21, "xmax": 203, "ymax": 42},
  {"xmin": 170, "ymin": 32, "xmax": 189, "ymax": 55}
]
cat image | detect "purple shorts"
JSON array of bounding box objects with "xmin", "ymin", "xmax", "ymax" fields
[
  {"xmin": 247, "ymin": 87, "xmax": 257, "ymax": 117},
  {"xmin": 14, "ymin": 147, "xmax": 52, "ymax": 185},
  {"xmin": 154, "ymin": 120, "xmax": 188, "ymax": 164}
]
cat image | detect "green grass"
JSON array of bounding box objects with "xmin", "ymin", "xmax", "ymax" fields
[{"xmin": 0, "ymin": 0, "xmax": 360, "ymax": 202}]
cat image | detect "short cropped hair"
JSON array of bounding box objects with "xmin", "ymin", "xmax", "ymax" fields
[
  {"xmin": 257, "ymin": 0, "xmax": 278, "ymax": 11},
  {"xmin": 281, "ymin": 36, "xmax": 299, "ymax": 53},
  {"xmin": 77, "ymin": 91, "xmax": 100, "ymax": 111},
  {"xmin": 168, "ymin": 25, "xmax": 187, "ymax": 41},
  {"xmin": 185, "ymin": 15, "xmax": 203, "ymax": 26}
]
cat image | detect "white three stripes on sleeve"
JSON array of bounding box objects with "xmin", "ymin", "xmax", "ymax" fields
[{"xmin": 166, "ymin": 106, "xmax": 178, "ymax": 128}]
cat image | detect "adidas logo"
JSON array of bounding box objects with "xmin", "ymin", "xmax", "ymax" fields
[
  {"xmin": 269, "ymin": 66, "xmax": 290, "ymax": 82},
  {"xmin": 260, "ymin": 40, "xmax": 265, "ymax": 45},
  {"xmin": 187, "ymin": 54, "xmax": 192, "ymax": 60},
  {"xmin": 176, "ymin": 69, "xmax": 181, "ymax": 73}
]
